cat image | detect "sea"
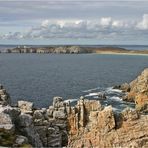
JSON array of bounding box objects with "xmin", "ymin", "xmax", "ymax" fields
[{"xmin": 0, "ymin": 45, "xmax": 148, "ymax": 112}]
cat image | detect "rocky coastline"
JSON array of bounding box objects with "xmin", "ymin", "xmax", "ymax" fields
[{"xmin": 0, "ymin": 69, "xmax": 148, "ymax": 147}]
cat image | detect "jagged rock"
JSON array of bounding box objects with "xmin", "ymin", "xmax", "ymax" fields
[
  {"xmin": 46, "ymin": 106, "xmax": 54, "ymax": 117},
  {"xmin": 122, "ymin": 108, "xmax": 139, "ymax": 121},
  {"xmin": 33, "ymin": 110, "xmax": 44, "ymax": 120},
  {"xmin": 68, "ymin": 105, "xmax": 148, "ymax": 148},
  {"xmin": 0, "ymin": 86, "xmax": 11, "ymax": 105},
  {"xmin": 53, "ymin": 110, "xmax": 67, "ymax": 119},
  {"xmin": 18, "ymin": 113, "xmax": 33, "ymax": 127},
  {"xmin": 68, "ymin": 46, "xmax": 81, "ymax": 54},
  {"xmin": 53, "ymin": 96, "xmax": 65, "ymax": 109},
  {"xmin": 15, "ymin": 135, "xmax": 29, "ymax": 146},
  {"xmin": 127, "ymin": 68, "xmax": 148, "ymax": 112},
  {"xmin": 97, "ymin": 106, "xmax": 115, "ymax": 133},
  {"xmin": 18, "ymin": 101, "xmax": 33, "ymax": 114},
  {"xmin": 35, "ymin": 126, "xmax": 48, "ymax": 146},
  {"xmin": 120, "ymin": 83, "xmax": 130, "ymax": 92},
  {"xmin": 0, "ymin": 112, "xmax": 15, "ymax": 132},
  {"xmin": 22, "ymin": 125, "xmax": 43, "ymax": 147},
  {"xmin": 47, "ymin": 127, "xmax": 62, "ymax": 147}
]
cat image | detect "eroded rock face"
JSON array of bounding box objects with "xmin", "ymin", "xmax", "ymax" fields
[
  {"xmin": 125, "ymin": 68, "xmax": 148, "ymax": 112},
  {"xmin": 68, "ymin": 103, "xmax": 148, "ymax": 148}
]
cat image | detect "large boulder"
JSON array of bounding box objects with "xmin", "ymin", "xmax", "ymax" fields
[
  {"xmin": 121, "ymin": 108, "xmax": 139, "ymax": 121},
  {"xmin": 18, "ymin": 113, "xmax": 33, "ymax": 127},
  {"xmin": 97, "ymin": 106, "xmax": 115, "ymax": 133},
  {"xmin": 53, "ymin": 96, "xmax": 65, "ymax": 109},
  {"xmin": 14, "ymin": 135, "xmax": 29, "ymax": 146},
  {"xmin": 53, "ymin": 110, "xmax": 67, "ymax": 120},
  {"xmin": 18, "ymin": 101, "xmax": 33, "ymax": 114},
  {"xmin": 0, "ymin": 112, "xmax": 15, "ymax": 132}
]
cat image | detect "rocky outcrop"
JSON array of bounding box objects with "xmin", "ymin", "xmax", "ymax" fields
[
  {"xmin": 67, "ymin": 100, "xmax": 148, "ymax": 148},
  {"xmin": 0, "ymin": 90, "xmax": 68, "ymax": 147},
  {"xmin": 120, "ymin": 69, "xmax": 148, "ymax": 112},
  {"xmin": 9, "ymin": 46, "xmax": 91, "ymax": 54}
]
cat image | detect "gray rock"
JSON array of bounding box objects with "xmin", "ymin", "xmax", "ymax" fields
[
  {"xmin": 33, "ymin": 110, "xmax": 44, "ymax": 120},
  {"xmin": 120, "ymin": 83, "xmax": 130, "ymax": 92},
  {"xmin": 3, "ymin": 106, "xmax": 20, "ymax": 122},
  {"xmin": 18, "ymin": 113, "xmax": 33, "ymax": 127},
  {"xmin": 0, "ymin": 89, "xmax": 6, "ymax": 95},
  {"xmin": 53, "ymin": 110, "xmax": 67, "ymax": 119},
  {"xmin": 0, "ymin": 88, "xmax": 11, "ymax": 105},
  {"xmin": 23, "ymin": 125, "xmax": 43, "ymax": 147},
  {"xmin": 46, "ymin": 106, "xmax": 54, "ymax": 118},
  {"xmin": 53, "ymin": 96, "xmax": 63, "ymax": 108},
  {"xmin": 0, "ymin": 112, "xmax": 15, "ymax": 132},
  {"xmin": 47, "ymin": 127, "xmax": 62, "ymax": 147},
  {"xmin": 18, "ymin": 101, "xmax": 33, "ymax": 114},
  {"xmin": 35, "ymin": 126, "xmax": 48, "ymax": 146},
  {"xmin": 122, "ymin": 108, "xmax": 139, "ymax": 121},
  {"xmin": 15, "ymin": 135, "xmax": 28, "ymax": 145}
]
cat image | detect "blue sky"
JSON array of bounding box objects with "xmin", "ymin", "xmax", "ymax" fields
[{"xmin": 0, "ymin": 0, "xmax": 148, "ymax": 45}]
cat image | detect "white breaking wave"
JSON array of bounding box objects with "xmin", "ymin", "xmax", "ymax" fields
[
  {"xmin": 82, "ymin": 87, "xmax": 100, "ymax": 93},
  {"xmin": 85, "ymin": 92, "xmax": 101, "ymax": 97},
  {"xmin": 109, "ymin": 96, "xmax": 122, "ymax": 101},
  {"xmin": 106, "ymin": 87, "xmax": 122, "ymax": 93},
  {"xmin": 64, "ymin": 98, "xmax": 78, "ymax": 103}
]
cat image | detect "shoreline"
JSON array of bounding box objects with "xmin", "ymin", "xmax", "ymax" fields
[{"xmin": 95, "ymin": 51, "xmax": 148, "ymax": 56}]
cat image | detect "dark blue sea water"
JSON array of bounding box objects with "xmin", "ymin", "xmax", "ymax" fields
[{"xmin": 0, "ymin": 54, "xmax": 148, "ymax": 110}]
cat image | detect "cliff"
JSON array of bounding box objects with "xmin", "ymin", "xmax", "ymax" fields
[
  {"xmin": 4, "ymin": 45, "xmax": 148, "ymax": 55},
  {"xmin": 0, "ymin": 69, "xmax": 148, "ymax": 147},
  {"xmin": 119, "ymin": 68, "xmax": 148, "ymax": 113},
  {"xmin": 67, "ymin": 98, "xmax": 148, "ymax": 148},
  {"xmin": 8, "ymin": 46, "xmax": 91, "ymax": 54}
]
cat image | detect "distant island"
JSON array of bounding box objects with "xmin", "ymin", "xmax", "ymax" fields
[{"xmin": 1, "ymin": 45, "xmax": 148, "ymax": 55}]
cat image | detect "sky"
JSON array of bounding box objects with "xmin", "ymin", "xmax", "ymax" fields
[{"xmin": 0, "ymin": 0, "xmax": 148, "ymax": 45}]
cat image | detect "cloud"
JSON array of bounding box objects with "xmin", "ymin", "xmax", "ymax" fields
[
  {"xmin": 100, "ymin": 17, "xmax": 112, "ymax": 27},
  {"xmin": 41, "ymin": 20, "xmax": 50, "ymax": 27},
  {"xmin": 1, "ymin": 15, "xmax": 148, "ymax": 41},
  {"xmin": 112, "ymin": 20, "xmax": 125, "ymax": 28},
  {"xmin": 136, "ymin": 14, "xmax": 148, "ymax": 30}
]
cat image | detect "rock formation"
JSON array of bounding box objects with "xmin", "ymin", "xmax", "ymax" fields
[
  {"xmin": 120, "ymin": 68, "xmax": 148, "ymax": 112},
  {"xmin": 67, "ymin": 98, "xmax": 148, "ymax": 148},
  {"xmin": 8, "ymin": 46, "xmax": 91, "ymax": 54},
  {"xmin": 0, "ymin": 90, "xmax": 69, "ymax": 147}
]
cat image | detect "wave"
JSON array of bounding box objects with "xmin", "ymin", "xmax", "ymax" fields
[
  {"xmin": 109, "ymin": 96, "xmax": 122, "ymax": 102},
  {"xmin": 106, "ymin": 87, "xmax": 122, "ymax": 93},
  {"xmin": 82, "ymin": 87, "xmax": 100, "ymax": 93},
  {"xmin": 64, "ymin": 98, "xmax": 78, "ymax": 103},
  {"xmin": 85, "ymin": 92, "xmax": 102, "ymax": 97}
]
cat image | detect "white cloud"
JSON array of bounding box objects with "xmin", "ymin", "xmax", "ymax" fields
[
  {"xmin": 1, "ymin": 15, "xmax": 148, "ymax": 41},
  {"xmin": 100, "ymin": 17, "xmax": 112, "ymax": 27},
  {"xmin": 112, "ymin": 20, "xmax": 124, "ymax": 28},
  {"xmin": 136, "ymin": 14, "xmax": 148, "ymax": 30},
  {"xmin": 41, "ymin": 20, "xmax": 50, "ymax": 27}
]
